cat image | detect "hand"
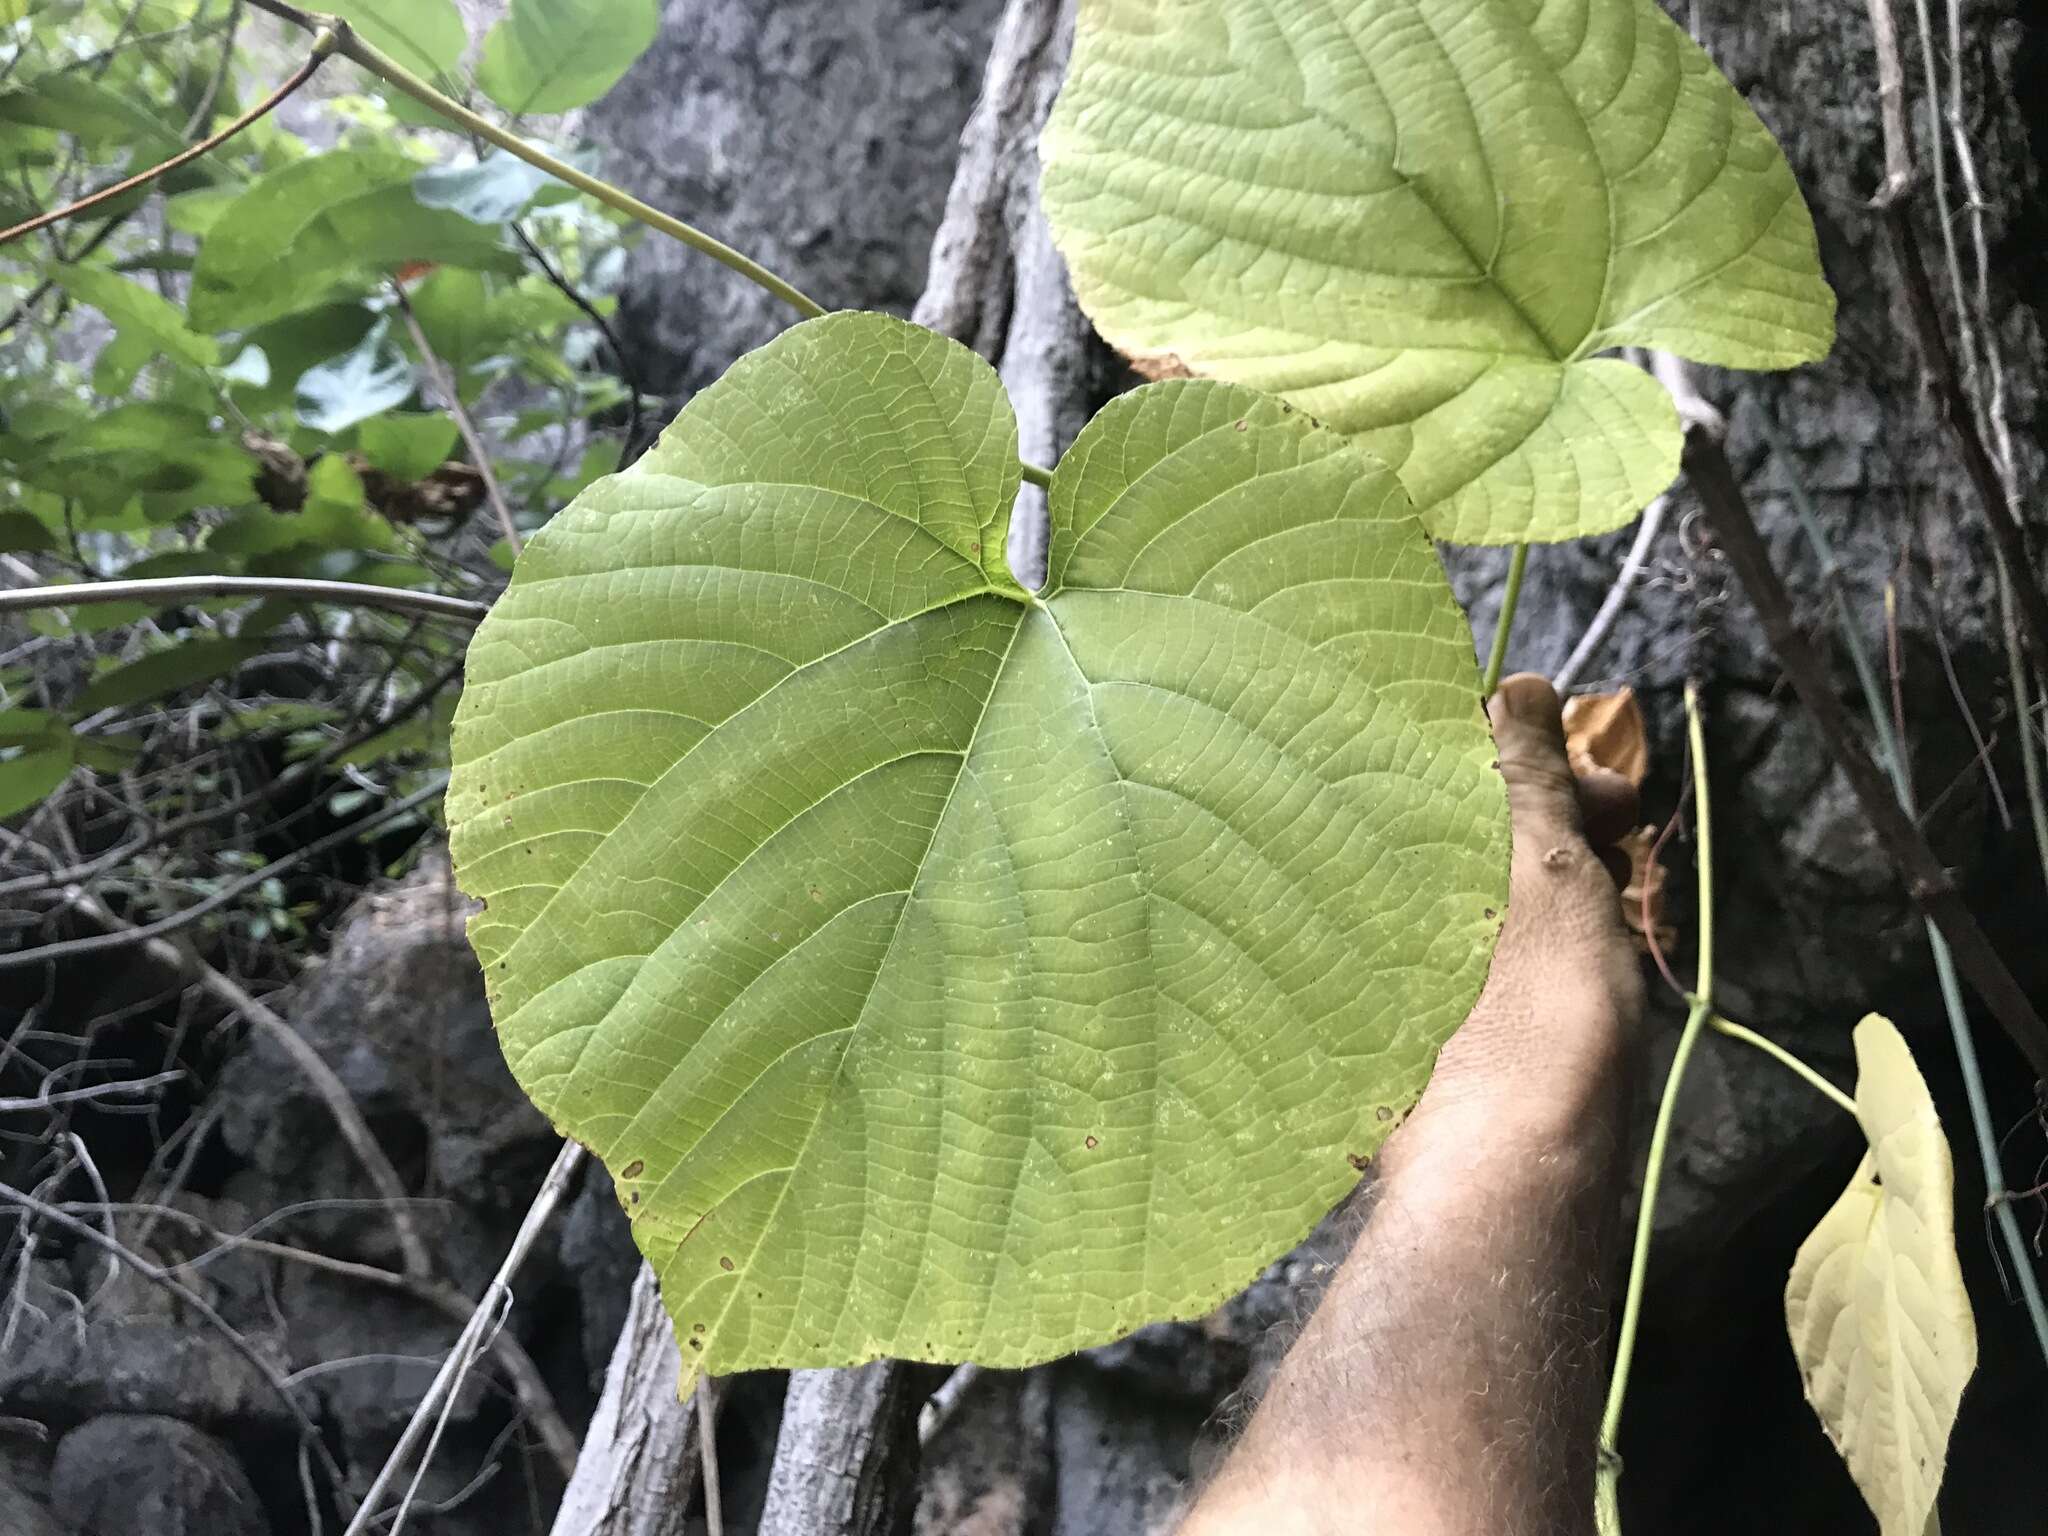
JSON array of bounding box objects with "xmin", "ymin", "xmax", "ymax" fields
[
  {"xmin": 1404, "ymin": 672, "xmax": 1648, "ymax": 1160},
  {"xmin": 1177, "ymin": 676, "xmax": 1654, "ymax": 1536}
]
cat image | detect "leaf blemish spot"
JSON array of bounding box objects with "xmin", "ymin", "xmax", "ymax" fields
[
  {"xmin": 720, "ymin": 1256, "xmax": 735, "ymax": 1271},
  {"xmin": 621, "ymin": 1159, "xmax": 645, "ymax": 1178}
]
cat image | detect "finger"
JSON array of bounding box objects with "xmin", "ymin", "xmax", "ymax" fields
[
  {"xmin": 1600, "ymin": 845, "xmax": 1633, "ymax": 891},
  {"xmin": 1487, "ymin": 673, "xmax": 1582, "ymax": 844},
  {"xmin": 1575, "ymin": 768, "xmax": 1639, "ymax": 849}
]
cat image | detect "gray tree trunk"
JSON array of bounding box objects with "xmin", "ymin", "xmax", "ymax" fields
[{"xmin": 548, "ymin": 1268, "xmax": 697, "ymax": 1536}]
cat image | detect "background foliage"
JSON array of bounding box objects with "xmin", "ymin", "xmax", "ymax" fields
[{"xmin": 0, "ymin": 0, "xmax": 654, "ymax": 960}]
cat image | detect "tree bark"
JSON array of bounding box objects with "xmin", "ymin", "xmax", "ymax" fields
[
  {"xmin": 755, "ymin": 1364, "xmax": 947, "ymax": 1536},
  {"xmin": 548, "ymin": 1267, "xmax": 698, "ymax": 1536}
]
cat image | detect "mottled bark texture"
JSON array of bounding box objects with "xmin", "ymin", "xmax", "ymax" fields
[
  {"xmin": 582, "ymin": 0, "xmax": 1011, "ymax": 401},
  {"xmin": 549, "ymin": 1268, "xmax": 698, "ymax": 1536}
]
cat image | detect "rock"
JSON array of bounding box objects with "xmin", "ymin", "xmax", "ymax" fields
[
  {"xmin": 914, "ymin": 1370, "xmax": 1051, "ymax": 1536},
  {"xmin": 556, "ymin": 1167, "xmax": 640, "ymax": 1398},
  {"xmin": 216, "ymin": 854, "xmax": 557, "ymax": 1289},
  {"xmin": 582, "ymin": 0, "xmax": 1011, "ymax": 405},
  {"xmin": 49, "ymin": 1416, "xmax": 268, "ymax": 1536},
  {"xmin": 1046, "ymin": 1358, "xmax": 1200, "ymax": 1536},
  {"xmin": 0, "ymin": 1432, "xmax": 63, "ymax": 1536},
  {"xmin": 0, "ymin": 1316, "xmax": 285, "ymax": 1428}
]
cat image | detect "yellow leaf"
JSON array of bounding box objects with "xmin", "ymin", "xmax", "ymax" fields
[{"xmin": 1784, "ymin": 1014, "xmax": 1976, "ymax": 1536}]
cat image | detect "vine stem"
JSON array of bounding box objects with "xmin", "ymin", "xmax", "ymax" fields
[
  {"xmin": 240, "ymin": 0, "xmax": 827, "ymax": 321},
  {"xmin": 1018, "ymin": 460, "xmax": 1054, "ymax": 491},
  {"xmin": 1710, "ymin": 1017, "xmax": 1857, "ymax": 1117},
  {"xmin": 1480, "ymin": 542, "xmax": 1530, "ymax": 695},
  {"xmin": 0, "ymin": 575, "xmax": 489, "ymax": 622},
  {"xmin": 0, "ymin": 28, "xmax": 339, "ymax": 247},
  {"xmin": 1596, "ymin": 679, "xmax": 1714, "ymax": 1530}
]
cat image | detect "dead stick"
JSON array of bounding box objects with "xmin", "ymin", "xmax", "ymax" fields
[
  {"xmin": 395, "ymin": 289, "xmax": 524, "ymax": 557},
  {"xmin": 58, "ymin": 886, "xmax": 438, "ymax": 1282}
]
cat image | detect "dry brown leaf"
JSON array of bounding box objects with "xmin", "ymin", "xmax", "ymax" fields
[
  {"xmin": 1562, "ymin": 686, "xmax": 1649, "ymax": 787},
  {"xmin": 1563, "ymin": 689, "xmax": 1664, "ymax": 952},
  {"xmin": 1617, "ymin": 823, "xmax": 1675, "ymax": 957}
]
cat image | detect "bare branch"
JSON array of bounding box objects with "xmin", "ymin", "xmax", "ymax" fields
[
  {"xmin": 0, "ymin": 575, "xmax": 489, "ymax": 623},
  {"xmin": 393, "ymin": 289, "xmax": 525, "ymax": 558},
  {"xmin": 550, "ymin": 1264, "xmax": 700, "ymax": 1536},
  {"xmin": 344, "ymin": 1141, "xmax": 587, "ymax": 1536},
  {"xmin": 0, "ymin": 1069, "xmax": 185, "ymax": 1112},
  {"xmin": 1860, "ymin": 0, "xmax": 1914, "ymax": 204},
  {"xmin": 0, "ymin": 31, "xmax": 339, "ymax": 247},
  {"xmin": 1552, "ymin": 494, "xmax": 1669, "ymax": 695},
  {"xmin": 4, "ymin": 776, "xmax": 445, "ymax": 972}
]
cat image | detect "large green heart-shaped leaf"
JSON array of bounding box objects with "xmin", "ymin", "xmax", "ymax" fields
[
  {"xmin": 1040, "ymin": 0, "xmax": 1836, "ymax": 544},
  {"xmin": 449, "ymin": 312, "xmax": 1508, "ymax": 1380}
]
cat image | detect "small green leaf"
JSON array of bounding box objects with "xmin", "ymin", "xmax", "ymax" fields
[
  {"xmin": 324, "ymin": 0, "xmax": 468, "ymax": 81},
  {"xmin": 414, "ymin": 144, "xmax": 600, "ymax": 224},
  {"xmin": 190, "ymin": 153, "xmax": 519, "ymax": 332},
  {"xmin": 449, "ymin": 311, "xmax": 1506, "ymax": 1384},
  {"xmin": 406, "ymin": 267, "xmax": 491, "ymax": 370},
  {"xmin": 297, "ymin": 320, "xmax": 415, "ymax": 434},
  {"xmin": 0, "ymin": 710, "xmax": 66, "ymax": 749},
  {"xmin": 76, "ymin": 637, "xmax": 270, "ymax": 714},
  {"xmin": 0, "ymin": 510, "xmax": 55, "ymax": 553},
  {"xmin": 92, "ymin": 329, "xmax": 157, "ymax": 396},
  {"xmin": 53, "ymin": 263, "xmax": 221, "ymax": 367},
  {"xmin": 0, "ymin": 74, "xmax": 184, "ymax": 156},
  {"xmin": 305, "ymin": 453, "xmax": 369, "ymax": 517},
  {"xmin": 359, "ymin": 413, "xmax": 459, "ymax": 480},
  {"xmin": 477, "ymin": 0, "xmax": 659, "ymax": 114},
  {"xmin": 1041, "ymin": 0, "xmax": 1836, "ymax": 544},
  {"xmin": 0, "ymin": 744, "xmax": 71, "ymax": 820},
  {"xmin": 74, "ymin": 733, "xmax": 143, "ymax": 772},
  {"xmin": 1785, "ymin": 1014, "xmax": 1976, "ymax": 1536}
]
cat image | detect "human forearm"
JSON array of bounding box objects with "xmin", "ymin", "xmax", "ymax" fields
[
  {"xmin": 1180, "ymin": 677, "xmax": 1647, "ymax": 1536},
  {"xmin": 1183, "ymin": 1078, "xmax": 1632, "ymax": 1534}
]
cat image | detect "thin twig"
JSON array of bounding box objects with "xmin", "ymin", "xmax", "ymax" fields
[
  {"xmin": 1553, "ymin": 494, "xmax": 1670, "ymax": 694},
  {"xmin": 0, "ymin": 30, "xmax": 339, "ymax": 247},
  {"xmin": 0, "ymin": 1182, "xmax": 353, "ymax": 1525},
  {"xmin": 1711, "ymin": 1016, "xmax": 1858, "ymax": 1117},
  {"xmin": 1861, "ymin": 0, "xmax": 1915, "ymax": 204},
  {"xmin": 241, "ymin": 0, "xmax": 828, "ymax": 320},
  {"xmin": 1856, "ymin": 0, "xmax": 2048, "ymax": 677},
  {"xmin": 52, "ymin": 887, "xmax": 437, "ymax": 1284},
  {"xmin": 1685, "ymin": 424, "xmax": 2048, "ymax": 1083},
  {"xmin": 72, "ymin": 1199, "xmax": 576, "ymax": 1476},
  {"xmin": 510, "ymin": 222, "xmax": 646, "ymax": 468},
  {"xmin": 0, "ymin": 655, "xmax": 464, "ymax": 902},
  {"xmin": 1598, "ymin": 680, "xmax": 1716, "ymax": 1525},
  {"xmin": 0, "ymin": 1069, "xmax": 185, "ymax": 1112},
  {"xmin": 393, "ymin": 290, "xmax": 523, "ymax": 557},
  {"xmin": 1881, "ymin": 211, "xmax": 2048, "ymax": 676},
  {"xmin": 343, "ymin": 1141, "xmax": 586, "ymax": 1536},
  {"xmin": 7, "ymin": 777, "xmax": 445, "ymax": 971},
  {"xmin": 697, "ymin": 1377, "xmax": 725, "ymax": 1536},
  {"xmin": 0, "ymin": 575, "xmax": 489, "ymax": 623}
]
